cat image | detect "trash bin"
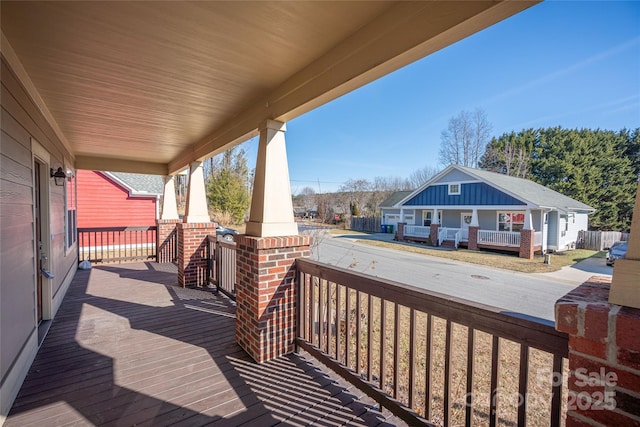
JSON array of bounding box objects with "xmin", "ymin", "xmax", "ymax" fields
[
  {"xmin": 381, "ymin": 224, "xmax": 387, "ymax": 233},
  {"xmin": 387, "ymin": 224, "xmax": 394, "ymax": 234}
]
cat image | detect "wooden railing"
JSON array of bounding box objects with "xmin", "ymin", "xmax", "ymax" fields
[
  {"xmin": 296, "ymin": 259, "xmax": 568, "ymax": 427},
  {"xmin": 78, "ymin": 226, "xmax": 157, "ymax": 264},
  {"xmin": 207, "ymin": 235, "xmax": 237, "ymax": 300},
  {"xmin": 478, "ymin": 230, "xmax": 520, "ymax": 247}
]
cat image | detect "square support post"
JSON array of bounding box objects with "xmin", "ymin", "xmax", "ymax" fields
[
  {"xmin": 556, "ymin": 278, "xmax": 640, "ymax": 426},
  {"xmin": 430, "ymin": 223, "xmax": 440, "ymax": 246},
  {"xmin": 519, "ymin": 228, "xmax": 535, "ymax": 259},
  {"xmin": 235, "ymin": 234, "xmax": 311, "ymax": 363},
  {"xmin": 157, "ymin": 219, "xmax": 180, "ymax": 263},
  {"xmin": 397, "ymin": 222, "xmax": 405, "ymax": 241},
  {"xmin": 468, "ymin": 226, "xmax": 480, "ymax": 251},
  {"xmin": 177, "ymin": 222, "xmax": 217, "ymax": 288}
]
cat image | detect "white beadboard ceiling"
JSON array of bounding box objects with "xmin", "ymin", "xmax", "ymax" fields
[{"xmin": 1, "ymin": 1, "xmax": 537, "ymax": 175}]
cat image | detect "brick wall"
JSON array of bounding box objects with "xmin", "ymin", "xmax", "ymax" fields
[
  {"xmin": 519, "ymin": 229, "xmax": 535, "ymax": 259},
  {"xmin": 397, "ymin": 222, "xmax": 405, "ymax": 241},
  {"xmin": 235, "ymin": 235, "xmax": 311, "ymax": 363},
  {"xmin": 468, "ymin": 226, "xmax": 480, "ymax": 251},
  {"xmin": 430, "ymin": 223, "xmax": 440, "ymax": 246},
  {"xmin": 157, "ymin": 219, "xmax": 180, "ymax": 263},
  {"xmin": 556, "ymin": 277, "xmax": 640, "ymax": 426},
  {"xmin": 177, "ymin": 222, "xmax": 216, "ymax": 288}
]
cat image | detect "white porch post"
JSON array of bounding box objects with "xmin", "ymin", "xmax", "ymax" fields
[
  {"xmin": 523, "ymin": 208, "xmax": 532, "ymax": 230},
  {"xmin": 160, "ymin": 175, "xmax": 179, "ymax": 220},
  {"xmin": 183, "ymin": 161, "xmax": 210, "ymax": 223},
  {"xmin": 400, "ymin": 208, "xmax": 404, "ymax": 223},
  {"xmin": 246, "ymin": 120, "xmax": 297, "ymax": 237},
  {"xmin": 470, "ymin": 208, "xmax": 479, "ymax": 227},
  {"xmin": 433, "ymin": 207, "xmax": 440, "ymax": 224}
]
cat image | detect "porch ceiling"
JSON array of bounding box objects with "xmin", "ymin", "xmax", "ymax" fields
[{"xmin": 1, "ymin": 1, "xmax": 537, "ymax": 175}]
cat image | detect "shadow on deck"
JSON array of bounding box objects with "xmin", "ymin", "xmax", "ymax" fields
[{"xmin": 6, "ymin": 262, "xmax": 402, "ymax": 426}]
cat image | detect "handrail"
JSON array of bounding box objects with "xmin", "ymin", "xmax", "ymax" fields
[
  {"xmin": 296, "ymin": 258, "xmax": 568, "ymax": 427},
  {"xmin": 207, "ymin": 234, "xmax": 237, "ymax": 300},
  {"xmin": 438, "ymin": 227, "xmax": 447, "ymax": 245},
  {"xmin": 454, "ymin": 230, "xmax": 460, "ymax": 249},
  {"xmin": 478, "ymin": 230, "xmax": 520, "ymax": 247},
  {"xmin": 78, "ymin": 226, "xmax": 157, "ymax": 264}
]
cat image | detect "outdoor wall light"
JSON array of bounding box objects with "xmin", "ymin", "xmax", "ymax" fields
[{"xmin": 50, "ymin": 167, "xmax": 66, "ymax": 186}]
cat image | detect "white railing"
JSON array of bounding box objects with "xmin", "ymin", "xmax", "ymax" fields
[
  {"xmin": 438, "ymin": 227, "xmax": 447, "ymax": 245},
  {"xmin": 478, "ymin": 230, "xmax": 521, "ymax": 247},
  {"xmin": 534, "ymin": 231, "xmax": 543, "ymax": 247},
  {"xmin": 454, "ymin": 230, "xmax": 461, "ymax": 249},
  {"xmin": 403, "ymin": 225, "xmax": 430, "ymax": 238}
]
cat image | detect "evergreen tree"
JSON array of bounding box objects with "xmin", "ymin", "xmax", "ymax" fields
[{"xmin": 206, "ymin": 147, "xmax": 251, "ymax": 224}]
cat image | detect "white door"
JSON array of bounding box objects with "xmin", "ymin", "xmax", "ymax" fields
[{"xmin": 461, "ymin": 213, "xmax": 472, "ymax": 231}]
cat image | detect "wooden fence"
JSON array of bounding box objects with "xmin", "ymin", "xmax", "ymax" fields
[
  {"xmin": 577, "ymin": 230, "xmax": 629, "ymax": 251},
  {"xmin": 350, "ymin": 216, "xmax": 382, "ymax": 232}
]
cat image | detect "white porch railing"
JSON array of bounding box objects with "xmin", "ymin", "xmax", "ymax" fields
[
  {"xmin": 438, "ymin": 227, "xmax": 447, "ymax": 246},
  {"xmin": 478, "ymin": 230, "xmax": 520, "ymax": 247},
  {"xmin": 534, "ymin": 231, "xmax": 543, "ymax": 247},
  {"xmin": 403, "ymin": 225, "xmax": 430, "ymax": 238}
]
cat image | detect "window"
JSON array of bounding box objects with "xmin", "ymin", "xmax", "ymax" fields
[
  {"xmin": 448, "ymin": 183, "xmax": 461, "ymax": 195},
  {"xmin": 423, "ymin": 210, "xmax": 441, "ymax": 226},
  {"xmin": 498, "ymin": 211, "xmax": 525, "ymax": 232},
  {"xmin": 65, "ymin": 172, "xmax": 77, "ymax": 250}
]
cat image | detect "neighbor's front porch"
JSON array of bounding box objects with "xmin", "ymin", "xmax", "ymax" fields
[{"xmin": 4, "ymin": 262, "xmax": 401, "ymax": 427}]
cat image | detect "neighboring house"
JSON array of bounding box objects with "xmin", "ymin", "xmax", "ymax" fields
[
  {"xmin": 381, "ymin": 165, "xmax": 594, "ymax": 257},
  {"xmin": 76, "ymin": 170, "xmax": 163, "ymax": 228}
]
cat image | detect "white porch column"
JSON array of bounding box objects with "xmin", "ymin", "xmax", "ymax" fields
[
  {"xmin": 246, "ymin": 120, "xmax": 297, "ymax": 237},
  {"xmin": 160, "ymin": 175, "xmax": 179, "ymax": 220},
  {"xmin": 400, "ymin": 208, "xmax": 405, "ymax": 223},
  {"xmin": 523, "ymin": 208, "xmax": 532, "ymax": 230},
  {"xmin": 183, "ymin": 161, "xmax": 210, "ymax": 223},
  {"xmin": 433, "ymin": 207, "xmax": 440, "ymax": 224},
  {"xmin": 470, "ymin": 208, "xmax": 479, "ymax": 227}
]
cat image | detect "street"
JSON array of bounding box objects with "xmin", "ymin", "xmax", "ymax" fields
[{"xmin": 309, "ymin": 232, "xmax": 598, "ymax": 323}]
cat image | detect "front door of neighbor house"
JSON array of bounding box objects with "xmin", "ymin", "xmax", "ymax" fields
[{"xmin": 461, "ymin": 213, "xmax": 472, "ymax": 231}]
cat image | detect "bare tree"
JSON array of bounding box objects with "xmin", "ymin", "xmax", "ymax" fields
[
  {"xmin": 439, "ymin": 109, "xmax": 492, "ymax": 168},
  {"xmin": 409, "ymin": 165, "xmax": 440, "ymax": 188},
  {"xmin": 339, "ymin": 179, "xmax": 372, "ymax": 216},
  {"xmin": 299, "ymin": 186, "xmax": 316, "ymax": 212}
]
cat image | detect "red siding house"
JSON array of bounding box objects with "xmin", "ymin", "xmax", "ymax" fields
[{"xmin": 77, "ymin": 170, "xmax": 162, "ymax": 228}]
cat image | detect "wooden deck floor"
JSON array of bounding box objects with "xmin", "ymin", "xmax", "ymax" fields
[{"xmin": 6, "ymin": 262, "xmax": 404, "ymax": 426}]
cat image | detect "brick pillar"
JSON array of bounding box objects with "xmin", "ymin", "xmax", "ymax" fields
[
  {"xmin": 235, "ymin": 234, "xmax": 311, "ymax": 363},
  {"xmin": 468, "ymin": 226, "xmax": 480, "ymax": 251},
  {"xmin": 177, "ymin": 222, "xmax": 216, "ymax": 288},
  {"xmin": 556, "ymin": 277, "xmax": 640, "ymax": 426},
  {"xmin": 430, "ymin": 223, "xmax": 440, "ymax": 246},
  {"xmin": 157, "ymin": 219, "xmax": 180, "ymax": 263},
  {"xmin": 519, "ymin": 228, "xmax": 535, "ymax": 259},
  {"xmin": 397, "ymin": 222, "xmax": 405, "ymax": 241}
]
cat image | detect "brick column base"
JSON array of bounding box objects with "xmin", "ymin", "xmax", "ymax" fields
[
  {"xmin": 519, "ymin": 229, "xmax": 535, "ymax": 259},
  {"xmin": 468, "ymin": 226, "xmax": 480, "ymax": 251},
  {"xmin": 556, "ymin": 278, "xmax": 640, "ymax": 426},
  {"xmin": 397, "ymin": 222, "xmax": 405, "ymax": 241},
  {"xmin": 157, "ymin": 219, "xmax": 180, "ymax": 263},
  {"xmin": 235, "ymin": 235, "xmax": 311, "ymax": 363},
  {"xmin": 177, "ymin": 222, "xmax": 217, "ymax": 288},
  {"xmin": 430, "ymin": 224, "xmax": 440, "ymax": 246}
]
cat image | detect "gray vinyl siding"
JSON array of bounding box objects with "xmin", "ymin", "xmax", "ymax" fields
[
  {"xmin": 434, "ymin": 169, "xmax": 475, "ymax": 183},
  {"xmin": 1, "ymin": 57, "xmax": 76, "ymax": 394},
  {"xmin": 548, "ymin": 211, "xmax": 559, "ymax": 249},
  {"xmin": 478, "ymin": 210, "xmax": 495, "ymax": 230}
]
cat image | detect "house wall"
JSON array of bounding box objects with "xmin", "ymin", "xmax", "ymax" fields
[
  {"xmin": 478, "ymin": 210, "xmax": 495, "ymax": 230},
  {"xmin": 76, "ymin": 170, "xmax": 157, "ymax": 228},
  {"xmin": 405, "ymin": 182, "xmax": 527, "ymax": 207},
  {"xmin": 1, "ymin": 56, "xmax": 77, "ymax": 421},
  {"xmin": 557, "ymin": 212, "xmax": 588, "ymax": 251}
]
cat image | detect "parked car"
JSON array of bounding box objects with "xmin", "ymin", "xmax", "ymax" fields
[
  {"xmin": 606, "ymin": 241, "xmax": 628, "ymax": 266},
  {"xmin": 216, "ymin": 225, "xmax": 237, "ymax": 241}
]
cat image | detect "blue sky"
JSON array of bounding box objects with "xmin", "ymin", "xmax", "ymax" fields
[{"xmin": 242, "ymin": 1, "xmax": 640, "ymax": 194}]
